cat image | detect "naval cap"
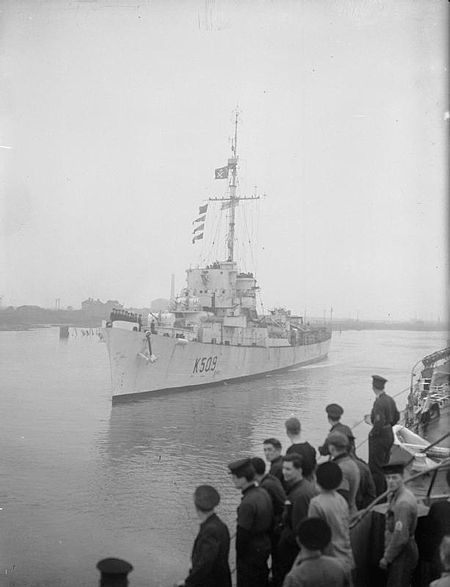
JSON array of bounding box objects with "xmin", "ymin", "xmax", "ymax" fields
[
  {"xmin": 297, "ymin": 517, "xmax": 332, "ymax": 550},
  {"xmin": 325, "ymin": 403, "xmax": 344, "ymax": 419},
  {"xmin": 228, "ymin": 457, "xmax": 252, "ymax": 475},
  {"xmin": 372, "ymin": 374, "xmax": 388, "ymax": 390},
  {"xmin": 382, "ymin": 461, "xmax": 405, "ymax": 475},
  {"xmin": 97, "ymin": 558, "xmax": 133, "ymax": 580},
  {"xmin": 194, "ymin": 485, "xmax": 220, "ymax": 511}
]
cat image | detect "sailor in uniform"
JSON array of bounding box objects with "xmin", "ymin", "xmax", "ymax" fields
[
  {"xmin": 277, "ymin": 453, "xmax": 318, "ymax": 584},
  {"xmin": 228, "ymin": 458, "xmax": 273, "ymax": 587},
  {"xmin": 250, "ymin": 457, "xmax": 286, "ymax": 583},
  {"xmin": 379, "ymin": 462, "xmax": 418, "ymax": 586},
  {"xmin": 318, "ymin": 403, "xmax": 355, "ymax": 456},
  {"xmin": 263, "ymin": 438, "xmax": 284, "ymax": 485},
  {"xmin": 177, "ymin": 485, "xmax": 231, "ymax": 587},
  {"xmin": 366, "ymin": 375, "xmax": 400, "ymax": 495}
]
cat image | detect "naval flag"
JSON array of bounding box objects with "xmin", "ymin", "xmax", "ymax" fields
[
  {"xmin": 215, "ymin": 166, "xmax": 229, "ymax": 179},
  {"xmin": 192, "ymin": 232, "xmax": 204, "ymax": 244}
]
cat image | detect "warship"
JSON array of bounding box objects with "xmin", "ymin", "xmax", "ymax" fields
[
  {"xmin": 404, "ymin": 346, "xmax": 450, "ymax": 444},
  {"xmin": 103, "ymin": 116, "xmax": 332, "ymax": 400}
]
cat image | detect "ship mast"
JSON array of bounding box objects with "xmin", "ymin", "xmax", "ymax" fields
[
  {"xmin": 227, "ymin": 113, "xmax": 239, "ymax": 262},
  {"xmin": 209, "ymin": 112, "xmax": 259, "ymax": 263}
]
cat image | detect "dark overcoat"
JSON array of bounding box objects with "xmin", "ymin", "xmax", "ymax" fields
[{"xmin": 185, "ymin": 513, "xmax": 231, "ymax": 587}]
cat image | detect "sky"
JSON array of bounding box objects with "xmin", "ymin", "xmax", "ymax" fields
[{"xmin": 0, "ymin": 0, "xmax": 448, "ymax": 321}]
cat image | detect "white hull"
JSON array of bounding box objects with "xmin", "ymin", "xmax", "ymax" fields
[{"xmin": 103, "ymin": 327, "xmax": 331, "ymax": 400}]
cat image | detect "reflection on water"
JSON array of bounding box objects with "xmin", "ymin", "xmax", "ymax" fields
[{"xmin": 0, "ymin": 327, "xmax": 447, "ymax": 586}]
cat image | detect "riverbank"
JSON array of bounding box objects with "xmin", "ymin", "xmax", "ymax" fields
[
  {"xmin": 332, "ymin": 319, "xmax": 448, "ymax": 332},
  {"xmin": 0, "ymin": 308, "xmax": 103, "ymax": 330}
]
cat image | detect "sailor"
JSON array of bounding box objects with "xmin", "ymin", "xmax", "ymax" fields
[
  {"xmin": 228, "ymin": 458, "xmax": 273, "ymax": 587},
  {"xmin": 282, "ymin": 518, "xmax": 348, "ymax": 587},
  {"xmin": 96, "ymin": 558, "xmax": 133, "ymax": 586},
  {"xmin": 251, "ymin": 457, "xmax": 286, "ymax": 583},
  {"xmin": 327, "ymin": 432, "xmax": 360, "ymax": 517},
  {"xmin": 284, "ymin": 417, "xmax": 317, "ymax": 478},
  {"xmin": 379, "ymin": 462, "xmax": 418, "ymax": 587},
  {"xmin": 421, "ymin": 468, "xmax": 450, "ymax": 582},
  {"xmin": 319, "ymin": 399, "xmax": 375, "ymax": 509},
  {"xmin": 365, "ymin": 375, "xmax": 400, "ymax": 495},
  {"xmin": 177, "ymin": 485, "xmax": 231, "ymax": 587},
  {"xmin": 318, "ymin": 404, "xmax": 355, "ymax": 456},
  {"xmin": 263, "ymin": 438, "xmax": 284, "ymax": 485},
  {"xmin": 430, "ymin": 536, "xmax": 450, "ymax": 587},
  {"xmin": 352, "ymin": 452, "xmax": 376, "ymax": 511},
  {"xmin": 308, "ymin": 462, "xmax": 354, "ymax": 580},
  {"xmin": 277, "ymin": 453, "xmax": 318, "ymax": 585}
]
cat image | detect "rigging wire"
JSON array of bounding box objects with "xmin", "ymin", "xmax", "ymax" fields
[{"xmin": 198, "ymin": 203, "xmax": 225, "ymax": 264}]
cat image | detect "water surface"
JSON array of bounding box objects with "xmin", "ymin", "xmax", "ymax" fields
[{"xmin": 0, "ymin": 328, "xmax": 447, "ymax": 586}]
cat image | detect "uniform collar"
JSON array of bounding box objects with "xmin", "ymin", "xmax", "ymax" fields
[
  {"xmin": 332, "ymin": 452, "xmax": 348, "ymax": 462},
  {"xmin": 297, "ymin": 552, "xmax": 321, "ymax": 564},
  {"xmin": 388, "ymin": 484, "xmax": 405, "ymax": 503},
  {"xmin": 200, "ymin": 512, "xmax": 216, "ymax": 527},
  {"xmin": 287, "ymin": 478, "xmax": 304, "ymax": 492},
  {"xmin": 241, "ymin": 482, "xmax": 257, "ymax": 496}
]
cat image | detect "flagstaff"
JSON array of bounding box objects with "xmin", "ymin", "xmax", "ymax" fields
[{"xmin": 208, "ymin": 112, "xmax": 259, "ymax": 262}]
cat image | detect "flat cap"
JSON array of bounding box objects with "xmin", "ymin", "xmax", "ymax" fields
[
  {"xmin": 194, "ymin": 485, "xmax": 220, "ymax": 511},
  {"xmin": 325, "ymin": 403, "xmax": 344, "ymax": 418},
  {"xmin": 382, "ymin": 461, "xmax": 405, "ymax": 475},
  {"xmin": 297, "ymin": 517, "xmax": 332, "ymax": 550},
  {"xmin": 316, "ymin": 461, "xmax": 343, "ymax": 490},
  {"xmin": 372, "ymin": 375, "xmax": 388, "ymax": 390},
  {"xmin": 97, "ymin": 558, "xmax": 133, "ymax": 578},
  {"xmin": 228, "ymin": 458, "xmax": 252, "ymax": 475},
  {"xmin": 326, "ymin": 431, "xmax": 349, "ymax": 449}
]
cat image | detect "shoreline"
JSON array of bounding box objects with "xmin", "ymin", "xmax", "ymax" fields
[
  {"xmin": 0, "ymin": 323, "xmax": 447, "ymax": 333},
  {"xmin": 0, "ymin": 322, "xmax": 102, "ymax": 332}
]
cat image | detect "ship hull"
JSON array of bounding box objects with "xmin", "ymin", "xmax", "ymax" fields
[{"xmin": 103, "ymin": 327, "xmax": 331, "ymax": 401}]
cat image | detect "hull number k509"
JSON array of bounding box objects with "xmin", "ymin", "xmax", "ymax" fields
[{"xmin": 193, "ymin": 356, "xmax": 217, "ymax": 374}]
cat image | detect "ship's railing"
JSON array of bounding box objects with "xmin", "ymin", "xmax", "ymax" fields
[
  {"xmin": 145, "ymin": 323, "xmax": 332, "ymax": 347},
  {"xmin": 291, "ymin": 329, "xmax": 332, "ymax": 347},
  {"xmin": 146, "ymin": 325, "xmax": 197, "ymax": 342},
  {"xmin": 422, "ymin": 347, "xmax": 450, "ymax": 367}
]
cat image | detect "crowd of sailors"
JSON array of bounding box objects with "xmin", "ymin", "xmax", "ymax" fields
[{"xmin": 95, "ymin": 375, "xmax": 450, "ymax": 587}]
